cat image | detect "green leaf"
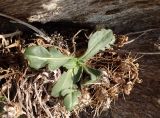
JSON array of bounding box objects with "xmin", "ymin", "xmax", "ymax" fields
[
  {"xmin": 83, "ymin": 66, "xmax": 101, "ymax": 85},
  {"xmin": 63, "ymin": 91, "xmax": 81, "ymax": 111},
  {"xmin": 72, "ymin": 66, "xmax": 83, "ymax": 83},
  {"xmin": 63, "ymin": 60, "xmax": 83, "ymax": 83},
  {"xmin": 80, "ymin": 29, "xmax": 115, "ymax": 61},
  {"xmin": 51, "ymin": 65, "xmax": 83, "ymax": 97},
  {"xmin": 24, "ymin": 46, "xmax": 50, "ymax": 69},
  {"xmin": 24, "ymin": 46, "xmax": 72, "ymax": 70},
  {"xmin": 51, "ymin": 69, "xmax": 73, "ymax": 97},
  {"xmin": 63, "ymin": 58, "xmax": 78, "ymax": 69},
  {"xmin": 51, "ymin": 67, "xmax": 83, "ymax": 111},
  {"xmin": 48, "ymin": 48, "xmax": 73, "ymax": 70},
  {"xmin": 61, "ymin": 88, "xmax": 76, "ymax": 97}
]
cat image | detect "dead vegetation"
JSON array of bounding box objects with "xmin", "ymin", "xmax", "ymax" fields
[{"xmin": 0, "ymin": 27, "xmax": 142, "ymax": 118}]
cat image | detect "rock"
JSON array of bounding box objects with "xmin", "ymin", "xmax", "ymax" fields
[{"xmin": 0, "ymin": 0, "xmax": 160, "ymax": 33}]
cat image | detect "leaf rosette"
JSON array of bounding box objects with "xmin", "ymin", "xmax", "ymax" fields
[{"xmin": 24, "ymin": 29, "xmax": 116, "ymax": 111}]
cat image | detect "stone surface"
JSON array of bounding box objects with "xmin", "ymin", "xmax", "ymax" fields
[{"xmin": 0, "ymin": 0, "xmax": 160, "ymax": 33}]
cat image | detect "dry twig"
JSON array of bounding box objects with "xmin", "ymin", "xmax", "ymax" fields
[{"xmin": 0, "ymin": 13, "xmax": 51, "ymax": 42}]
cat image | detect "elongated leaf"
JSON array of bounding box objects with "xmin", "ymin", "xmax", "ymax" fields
[
  {"xmin": 61, "ymin": 88, "xmax": 76, "ymax": 97},
  {"xmin": 24, "ymin": 46, "xmax": 50, "ymax": 69},
  {"xmin": 63, "ymin": 58, "xmax": 78, "ymax": 69},
  {"xmin": 84, "ymin": 66, "xmax": 101, "ymax": 85},
  {"xmin": 51, "ymin": 69, "xmax": 73, "ymax": 97},
  {"xmin": 63, "ymin": 91, "xmax": 81, "ymax": 111},
  {"xmin": 80, "ymin": 29, "xmax": 115, "ymax": 61},
  {"xmin": 48, "ymin": 48, "xmax": 73, "ymax": 70},
  {"xmin": 51, "ymin": 65, "xmax": 83, "ymax": 97},
  {"xmin": 72, "ymin": 66, "xmax": 83, "ymax": 83},
  {"xmin": 24, "ymin": 46, "xmax": 72, "ymax": 70}
]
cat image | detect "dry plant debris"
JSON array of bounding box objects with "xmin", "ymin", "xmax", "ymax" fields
[{"xmin": 0, "ymin": 29, "xmax": 141, "ymax": 118}]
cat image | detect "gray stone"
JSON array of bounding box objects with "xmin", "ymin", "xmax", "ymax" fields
[{"xmin": 0, "ymin": 0, "xmax": 160, "ymax": 32}]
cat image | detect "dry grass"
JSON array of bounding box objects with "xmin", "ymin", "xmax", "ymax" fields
[{"xmin": 0, "ymin": 30, "xmax": 141, "ymax": 118}]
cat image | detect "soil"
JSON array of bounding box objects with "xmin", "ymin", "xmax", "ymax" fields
[
  {"xmin": 109, "ymin": 55, "xmax": 160, "ymax": 118},
  {"xmin": 0, "ymin": 16, "xmax": 160, "ymax": 118}
]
